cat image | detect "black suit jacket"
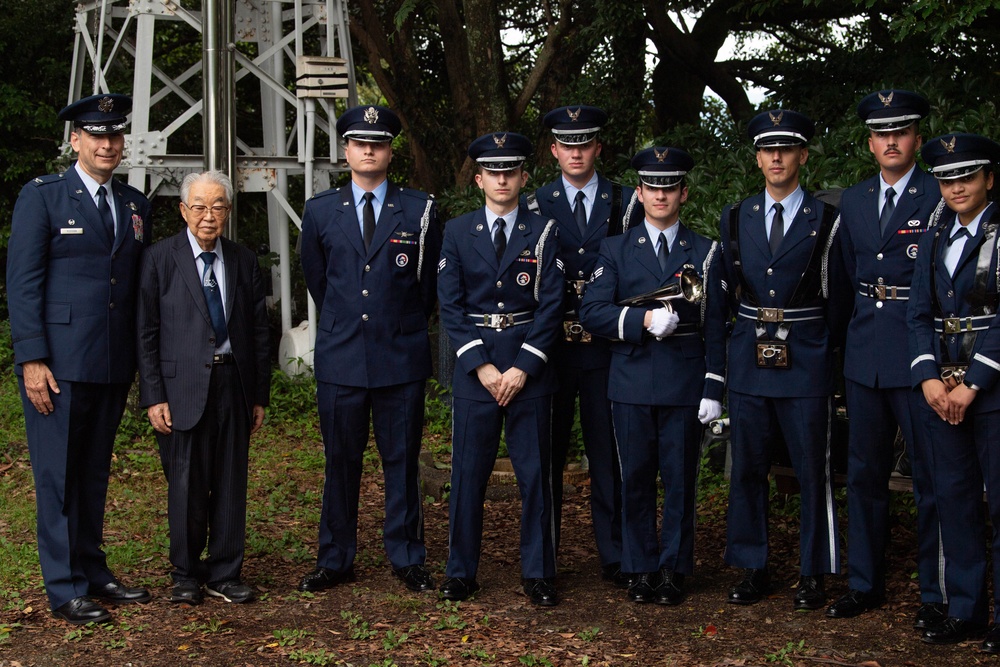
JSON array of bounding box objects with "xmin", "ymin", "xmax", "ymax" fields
[{"xmin": 137, "ymin": 231, "xmax": 270, "ymax": 431}]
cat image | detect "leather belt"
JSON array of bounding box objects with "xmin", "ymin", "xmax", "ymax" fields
[
  {"xmin": 213, "ymin": 353, "xmax": 234, "ymax": 364},
  {"xmin": 470, "ymin": 311, "xmax": 534, "ymax": 329},
  {"xmin": 859, "ymin": 282, "xmax": 909, "ymax": 301},
  {"xmin": 934, "ymin": 315, "xmax": 993, "ymax": 334},
  {"xmin": 737, "ymin": 304, "xmax": 824, "ymax": 323}
]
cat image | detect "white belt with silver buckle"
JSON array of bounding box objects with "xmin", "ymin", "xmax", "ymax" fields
[{"xmin": 470, "ymin": 311, "xmax": 534, "ymax": 329}]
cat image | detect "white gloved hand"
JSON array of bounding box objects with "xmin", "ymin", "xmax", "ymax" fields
[
  {"xmin": 647, "ymin": 308, "xmax": 680, "ymax": 337},
  {"xmin": 698, "ymin": 398, "xmax": 723, "ymax": 425}
]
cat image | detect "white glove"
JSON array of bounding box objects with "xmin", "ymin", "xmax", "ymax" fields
[
  {"xmin": 647, "ymin": 308, "xmax": 679, "ymax": 337},
  {"xmin": 698, "ymin": 398, "xmax": 723, "ymax": 425}
]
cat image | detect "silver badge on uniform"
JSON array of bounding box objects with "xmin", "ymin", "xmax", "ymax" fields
[
  {"xmin": 908, "ymin": 219, "xmax": 921, "ymax": 227},
  {"xmin": 907, "ymin": 244, "xmax": 918, "ymax": 259},
  {"xmin": 518, "ymin": 224, "xmax": 526, "ymax": 231},
  {"xmin": 476, "ymin": 224, "xmax": 484, "ymax": 231},
  {"xmin": 638, "ymin": 236, "xmax": 646, "ymax": 244}
]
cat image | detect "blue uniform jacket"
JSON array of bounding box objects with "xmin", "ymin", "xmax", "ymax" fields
[
  {"xmin": 909, "ymin": 202, "xmax": 1000, "ymax": 414},
  {"xmin": 7, "ymin": 165, "xmax": 152, "ymax": 383},
  {"xmin": 437, "ymin": 205, "xmax": 563, "ymax": 402},
  {"xmin": 840, "ymin": 168, "xmax": 940, "ymax": 388},
  {"xmin": 300, "ymin": 183, "xmax": 441, "ymax": 388},
  {"xmin": 579, "ymin": 222, "xmax": 727, "ymax": 405},
  {"xmin": 717, "ymin": 191, "xmax": 850, "ymax": 397}
]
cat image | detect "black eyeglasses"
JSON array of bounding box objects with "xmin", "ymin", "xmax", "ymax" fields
[{"xmin": 183, "ymin": 203, "xmax": 230, "ymax": 216}]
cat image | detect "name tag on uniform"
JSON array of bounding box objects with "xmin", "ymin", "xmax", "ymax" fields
[{"xmin": 60, "ymin": 228, "xmax": 84, "ymax": 235}]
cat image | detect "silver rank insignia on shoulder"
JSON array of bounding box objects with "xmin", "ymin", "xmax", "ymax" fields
[
  {"xmin": 34, "ymin": 177, "xmax": 43, "ymax": 183},
  {"xmin": 520, "ymin": 249, "xmax": 530, "ymax": 256},
  {"xmin": 476, "ymin": 224, "xmax": 484, "ymax": 231},
  {"xmin": 127, "ymin": 201, "xmax": 137, "ymax": 210},
  {"xmin": 638, "ymin": 236, "xmax": 646, "ymax": 244},
  {"xmin": 909, "ymin": 187, "xmax": 917, "ymax": 194},
  {"xmin": 752, "ymin": 204, "xmax": 760, "ymax": 212},
  {"xmin": 518, "ymin": 224, "xmax": 525, "ymax": 230}
]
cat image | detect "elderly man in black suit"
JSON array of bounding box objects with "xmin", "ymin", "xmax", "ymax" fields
[{"xmin": 137, "ymin": 170, "xmax": 270, "ymax": 605}]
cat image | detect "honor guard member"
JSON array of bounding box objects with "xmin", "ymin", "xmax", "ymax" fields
[
  {"xmin": 579, "ymin": 147, "xmax": 726, "ymax": 605},
  {"xmin": 437, "ymin": 132, "xmax": 563, "ymax": 605},
  {"xmin": 909, "ymin": 134, "xmax": 1000, "ymax": 650},
  {"xmin": 6, "ymin": 94, "xmax": 153, "ymax": 623},
  {"xmin": 717, "ymin": 109, "xmax": 849, "ymax": 610},
  {"xmin": 827, "ymin": 90, "xmax": 947, "ymax": 625},
  {"xmin": 299, "ymin": 105, "xmax": 442, "ymax": 594},
  {"xmin": 526, "ymin": 105, "xmax": 639, "ymax": 586}
]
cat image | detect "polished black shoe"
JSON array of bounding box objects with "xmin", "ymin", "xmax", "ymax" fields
[
  {"xmin": 88, "ymin": 579, "xmax": 151, "ymax": 604},
  {"xmin": 439, "ymin": 577, "xmax": 479, "ymax": 601},
  {"xmin": 394, "ymin": 564, "xmax": 435, "ymax": 592},
  {"xmin": 654, "ymin": 570, "xmax": 685, "ymax": 606},
  {"xmin": 982, "ymin": 623, "xmax": 1000, "ymax": 654},
  {"xmin": 522, "ymin": 578, "xmax": 559, "ymax": 607},
  {"xmin": 793, "ymin": 575, "xmax": 826, "ymax": 611},
  {"xmin": 206, "ymin": 579, "xmax": 255, "ymax": 604},
  {"xmin": 52, "ymin": 597, "xmax": 111, "ymax": 625},
  {"xmin": 727, "ymin": 568, "xmax": 770, "ymax": 605},
  {"xmin": 825, "ymin": 589, "xmax": 885, "ymax": 618},
  {"xmin": 170, "ymin": 580, "xmax": 203, "ymax": 605},
  {"xmin": 921, "ymin": 616, "xmax": 987, "ymax": 645},
  {"xmin": 600, "ymin": 562, "xmax": 632, "ymax": 589},
  {"xmin": 913, "ymin": 602, "xmax": 948, "ymax": 630},
  {"xmin": 298, "ymin": 566, "xmax": 356, "ymax": 592},
  {"xmin": 627, "ymin": 572, "xmax": 659, "ymax": 603}
]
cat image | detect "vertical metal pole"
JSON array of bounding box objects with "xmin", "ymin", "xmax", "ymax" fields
[{"xmin": 203, "ymin": 0, "xmax": 237, "ymax": 237}]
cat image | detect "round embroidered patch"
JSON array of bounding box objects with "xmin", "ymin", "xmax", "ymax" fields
[
  {"xmin": 516, "ymin": 272, "xmax": 531, "ymax": 286},
  {"xmin": 396, "ymin": 253, "xmax": 409, "ymax": 267},
  {"xmin": 906, "ymin": 243, "xmax": 918, "ymax": 259}
]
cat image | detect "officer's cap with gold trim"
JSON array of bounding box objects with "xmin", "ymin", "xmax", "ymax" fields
[
  {"xmin": 336, "ymin": 105, "xmax": 401, "ymax": 142},
  {"xmin": 922, "ymin": 133, "xmax": 1000, "ymax": 180},
  {"xmin": 748, "ymin": 109, "xmax": 814, "ymax": 148},
  {"xmin": 543, "ymin": 105, "xmax": 607, "ymax": 145},
  {"xmin": 58, "ymin": 94, "xmax": 132, "ymax": 135},
  {"xmin": 857, "ymin": 89, "xmax": 929, "ymax": 132},
  {"xmin": 631, "ymin": 146, "xmax": 694, "ymax": 188},
  {"xmin": 468, "ymin": 132, "xmax": 531, "ymax": 172}
]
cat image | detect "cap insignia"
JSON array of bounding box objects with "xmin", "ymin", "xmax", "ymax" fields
[
  {"xmin": 654, "ymin": 148, "xmax": 668, "ymax": 162},
  {"xmin": 941, "ymin": 136, "xmax": 956, "ymax": 154},
  {"xmin": 878, "ymin": 91, "xmax": 894, "ymax": 107},
  {"xmin": 98, "ymin": 96, "xmax": 114, "ymax": 113},
  {"xmin": 769, "ymin": 111, "xmax": 783, "ymax": 126},
  {"xmin": 567, "ymin": 107, "xmax": 581, "ymax": 122},
  {"xmin": 363, "ymin": 106, "xmax": 379, "ymax": 124},
  {"xmin": 493, "ymin": 133, "xmax": 507, "ymax": 148}
]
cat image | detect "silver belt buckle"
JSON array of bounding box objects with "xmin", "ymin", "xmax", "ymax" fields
[
  {"xmin": 757, "ymin": 307, "xmax": 783, "ymax": 323},
  {"xmin": 483, "ymin": 313, "xmax": 513, "ymax": 329}
]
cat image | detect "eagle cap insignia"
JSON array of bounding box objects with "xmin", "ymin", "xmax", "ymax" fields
[
  {"xmin": 567, "ymin": 107, "xmax": 581, "ymax": 122},
  {"xmin": 493, "ymin": 133, "xmax": 507, "ymax": 148},
  {"xmin": 653, "ymin": 148, "xmax": 668, "ymax": 162},
  {"xmin": 769, "ymin": 111, "xmax": 783, "ymax": 126},
  {"xmin": 878, "ymin": 91, "xmax": 894, "ymax": 107},
  {"xmin": 98, "ymin": 96, "xmax": 114, "ymax": 113},
  {"xmin": 363, "ymin": 106, "xmax": 379, "ymax": 124},
  {"xmin": 942, "ymin": 136, "xmax": 957, "ymax": 153}
]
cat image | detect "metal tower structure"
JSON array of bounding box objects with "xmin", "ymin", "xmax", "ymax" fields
[{"xmin": 67, "ymin": 0, "xmax": 357, "ymax": 364}]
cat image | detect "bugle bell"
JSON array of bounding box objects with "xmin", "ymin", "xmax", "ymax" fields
[{"xmin": 617, "ymin": 267, "xmax": 704, "ymax": 313}]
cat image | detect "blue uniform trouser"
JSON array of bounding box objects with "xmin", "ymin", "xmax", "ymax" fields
[
  {"xmin": 919, "ymin": 404, "xmax": 1000, "ymax": 624},
  {"xmin": 446, "ymin": 395, "xmax": 556, "ymax": 580},
  {"xmin": 551, "ymin": 362, "xmax": 622, "ymax": 567},
  {"xmin": 725, "ymin": 391, "xmax": 839, "ymax": 576},
  {"xmin": 19, "ymin": 379, "xmax": 130, "ymax": 610},
  {"xmin": 844, "ymin": 381, "xmax": 944, "ymax": 601},
  {"xmin": 315, "ymin": 380, "xmax": 426, "ymax": 573},
  {"xmin": 613, "ymin": 402, "xmax": 700, "ymax": 575}
]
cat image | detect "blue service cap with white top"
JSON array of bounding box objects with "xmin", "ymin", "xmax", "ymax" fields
[
  {"xmin": 468, "ymin": 132, "xmax": 532, "ymax": 171},
  {"xmin": 543, "ymin": 105, "xmax": 607, "ymax": 145},
  {"xmin": 57, "ymin": 94, "xmax": 132, "ymax": 135},
  {"xmin": 747, "ymin": 109, "xmax": 814, "ymax": 148},
  {"xmin": 857, "ymin": 89, "xmax": 929, "ymax": 132},
  {"xmin": 336, "ymin": 105, "xmax": 401, "ymax": 142},
  {"xmin": 922, "ymin": 133, "xmax": 1000, "ymax": 180},
  {"xmin": 630, "ymin": 146, "xmax": 694, "ymax": 187}
]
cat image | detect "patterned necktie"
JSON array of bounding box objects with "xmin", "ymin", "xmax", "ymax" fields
[
  {"xmin": 199, "ymin": 252, "xmax": 229, "ymax": 346},
  {"xmin": 879, "ymin": 187, "xmax": 896, "ymax": 237},
  {"xmin": 769, "ymin": 202, "xmax": 784, "ymax": 256},
  {"xmin": 574, "ymin": 191, "xmax": 588, "ymax": 237},
  {"xmin": 494, "ymin": 217, "xmax": 507, "ymax": 261},
  {"xmin": 362, "ymin": 192, "xmax": 376, "ymax": 251},
  {"xmin": 97, "ymin": 185, "xmax": 115, "ymax": 240},
  {"xmin": 657, "ymin": 232, "xmax": 669, "ymax": 273}
]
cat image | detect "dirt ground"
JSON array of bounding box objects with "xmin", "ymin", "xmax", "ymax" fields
[{"xmin": 0, "ymin": 467, "xmax": 992, "ymax": 667}]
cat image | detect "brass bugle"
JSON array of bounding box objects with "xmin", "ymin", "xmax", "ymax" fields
[{"xmin": 617, "ymin": 267, "xmax": 704, "ymax": 312}]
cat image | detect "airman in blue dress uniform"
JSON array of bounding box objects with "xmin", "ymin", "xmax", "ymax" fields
[
  {"xmin": 579, "ymin": 147, "xmax": 726, "ymax": 605},
  {"xmin": 437, "ymin": 132, "xmax": 563, "ymax": 605},
  {"xmin": 909, "ymin": 133, "xmax": 1000, "ymax": 651},
  {"xmin": 6, "ymin": 93, "xmax": 153, "ymax": 624},
  {"xmin": 827, "ymin": 90, "xmax": 947, "ymax": 627}
]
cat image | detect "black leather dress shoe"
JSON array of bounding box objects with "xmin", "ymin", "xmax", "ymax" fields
[
  {"xmin": 440, "ymin": 577, "xmax": 479, "ymax": 601},
  {"xmin": 170, "ymin": 580, "xmax": 203, "ymax": 605},
  {"xmin": 298, "ymin": 566, "xmax": 356, "ymax": 592},
  {"xmin": 522, "ymin": 578, "xmax": 558, "ymax": 607},
  {"xmin": 88, "ymin": 579, "xmax": 151, "ymax": 604},
  {"xmin": 394, "ymin": 565, "xmax": 435, "ymax": 592},
  {"xmin": 52, "ymin": 597, "xmax": 111, "ymax": 625},
  {"xmin": 600, "ymin": 562, "xmax": 632, "ymax": 589},
  {"xmin": 727, "ymin": 568, "xmax": 769, "ymax": 605},
  {"xmin": 206, "ymin": 579, "xmax": 255, "ymax": 603},
  {"xmin": 982, "ymin": 623, "xmax": 1000, "ymax": 654},
  {"xmin": 825, "ymin": 589, "xmax": 885, "ymax": 618},
  {"xmin": 913, "ymin": 602, "xmax": 947, "ymax": 630},
  {"xmin": 921, "ymin": 616, "xmax": 987, "ymax": 645},
  {"xmin": 793, "ymin": 575, "xmax": 825, "ymax": 610},
  {"xmin": 627, "ymin": 572, "xmax": 658, "ymax": 603},
  {"xmin": 654, "ymin": 570, "xmax": 685, "ymax": 606}
]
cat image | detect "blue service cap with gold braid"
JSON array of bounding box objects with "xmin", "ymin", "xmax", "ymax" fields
[
  {"xmin": 748, "ymin": 109, "xmax": 814, "ymax": 148},
  {"xmin": 336, "ymin": 105, "xmax": 401, "ymax": 142},
  {"xmin": 922, "ymin": 133, "xmax": 1000, "ymax": 180},
  {"xmin": 468, "ymin": 132, "xmax": 532, "ymax": 171},
  {"xmin": 57, "ymin": 94, "xmax": 131, "ymax": 135},
  {"xmin": 857, "ymin": 89, "xmax": 929, "ymax": 132},
  {"xmin": 543, "ymin": 105, "xmax": 607, "ymax": 145},
  {"xmin": 631, "ymin": 146, "xmax": 694, "ymax": 188}
]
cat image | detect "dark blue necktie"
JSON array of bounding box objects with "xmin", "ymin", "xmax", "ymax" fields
[
  {"xmin": 494, "ymin": 217, "xmax": 507, "ymax": 260},
  {"xmin": 97, "ymin": 185, "xmax": 115, "ymax": 240},
  {"xmin": 769, "ymin": 202, "xmax": 784, "ymax": 256},
  {"xmin": 657, "ymin": 232, "xmax": 669, "ymax": 273},
  {"xmin": 574, "ymin": 191, "xmax": 588, "ymax": 237},
  {"xmin": 199, "ymin": 252, "xmax": 229, "ymax": 346},
  {"xmin": 879, "ymin": 186, "xmax": 896, "ymax": 237}
]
